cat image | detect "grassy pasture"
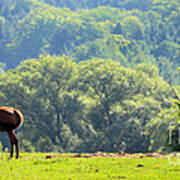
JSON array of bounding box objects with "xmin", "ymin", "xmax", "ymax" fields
[{"xmin": 0, "ymin": 153, "xmax": 179, "ymax": 180}]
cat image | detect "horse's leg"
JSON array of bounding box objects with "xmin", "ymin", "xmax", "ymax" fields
[
  {"xmin": 8, "ymin": 131, "xmax": 19, "ymax": 159},
  {"xmin": 13, "ymin": 132, "xmax": 19, "ymax": 159},
  {"xmin": 7, "ymin": 131, "xmax": 14, "ymax": 158}
]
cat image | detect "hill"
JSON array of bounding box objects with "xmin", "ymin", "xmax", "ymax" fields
[{"xmin": 0, "ymin": 0, "xmax": 179, "ymax": 83}]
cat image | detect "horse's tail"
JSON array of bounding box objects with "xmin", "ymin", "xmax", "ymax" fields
[{"xmin": 14, "ymin": 109, "xmax": 24, "ymax": 129}]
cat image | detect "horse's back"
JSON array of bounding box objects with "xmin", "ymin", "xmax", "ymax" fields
[{"xmin": 0, "ymin": 107, "xmax": 14, "ymax": 114}]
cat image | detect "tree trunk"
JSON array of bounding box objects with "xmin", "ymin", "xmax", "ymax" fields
[{"xmin": 56, "ymin": 109, "xmax": 63, "ymax": 144}]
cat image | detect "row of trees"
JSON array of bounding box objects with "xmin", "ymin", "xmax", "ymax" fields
[
  {"xmin": 0, "ymin": 0, "xmax": 179, "ymax": 152},
  {"xmin": 43, "ymin": 0, "xmax": 171, "ymax": 12},
  {"xmin": 0, "ymin": 56, "xmax": 178, "ymax": 152}
]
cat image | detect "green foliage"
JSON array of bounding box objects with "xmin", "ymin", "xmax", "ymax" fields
[
  {"xmin": 0, "ymin": 0, "xmax": 179, "ymax": 153},
  {"xmin": 0, "ymin": 62, "xmax": 6, "ymax": 73},
  {"xmin": 174, "ymin": 100, "xmax": 180, "ymax": 120},
  {"xmin": 0, "ymin": 56, "xmax": 175, "ymax": 153},
  {"xmin": 121, "ymin": 16, "xmax": 145, "ymax": 40},
  {"xmin": 0, "ymin": 0, "xmax": 179, "ymax": 81},
  {"xmin": 167, "ymin": 68, "xmax": 180, "ymax": 151}
]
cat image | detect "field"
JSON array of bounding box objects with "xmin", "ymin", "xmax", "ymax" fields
[{"xmin": 0, "ymin": 153, "xmax": 180, "ymax": 180}]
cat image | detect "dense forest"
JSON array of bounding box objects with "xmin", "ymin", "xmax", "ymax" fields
[{"xmin": 0, "ymin": 0, "xmax": 179, "ymax": 153}]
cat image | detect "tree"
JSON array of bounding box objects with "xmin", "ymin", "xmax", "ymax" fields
[
  {"xmin": 168, "ymin": 67, "xmax": 180, "ymax": 151},
  {"xmin": 77, "ymin": 59, "xmax": 173, "ymax": 152},
  {"xmin": 0, "ymin": 55, "xmax": 84, "ymax": 152},
  {"xmin": 49, "ymin": 17, "xmax": 109, "ymax": 55},
  {"xmin": 121, "ymin": 16, "xmax": 145, "ymax": 40}
]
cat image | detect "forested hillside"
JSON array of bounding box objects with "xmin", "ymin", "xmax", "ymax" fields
[
  {"xmin": 0, "ymin": 0, "xmax": 179, "ymax": 152},
  {"xmin": 0, "ymin": 0, "xmax": 179, "ymax": 81}
]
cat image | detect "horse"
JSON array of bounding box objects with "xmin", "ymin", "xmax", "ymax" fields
[{"xmin": 0, "ymin": 107, "xmax": 23, "ymax": 159}]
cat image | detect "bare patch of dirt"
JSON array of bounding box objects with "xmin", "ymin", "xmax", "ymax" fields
[
  {"xmin": 68, "ymin": 152, "xmax": 167, "ymax": 159},
  {"xmin": 21, "ymin": 152, "xmax": 168, "ymax": 160}
]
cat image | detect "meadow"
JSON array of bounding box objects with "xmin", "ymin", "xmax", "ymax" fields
[{"xmin": 0, "ymin": 153, "xmax": 179, "ymax": 180}]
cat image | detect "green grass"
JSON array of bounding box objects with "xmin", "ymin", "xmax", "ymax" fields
[{"xmin": 0, "ymin": 153, "xmax": 180, "ymax": 180}]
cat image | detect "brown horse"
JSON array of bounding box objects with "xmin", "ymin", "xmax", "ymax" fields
[{"xmin": 0, "ymin": 107, "xmax": 23, "ymax": 159}]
